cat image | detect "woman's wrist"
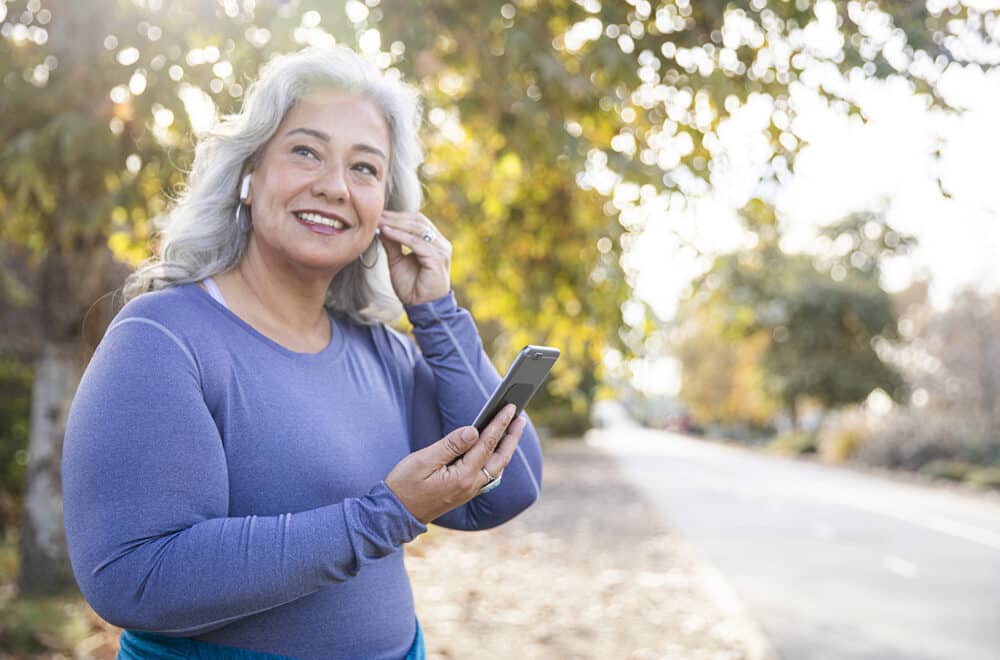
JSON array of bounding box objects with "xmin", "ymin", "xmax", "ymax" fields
[{"xmin": 403, "ymin": 290, "xmax": 458, "ymax": 327}]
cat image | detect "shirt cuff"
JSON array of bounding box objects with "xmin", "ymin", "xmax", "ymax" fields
[
  {"xmin": 350, "ymin": 481, "xmax": 428, "ymax": 551},
  {"xmin": 403, "ymin": 291, "xmax": 458, "ymax": 328}
]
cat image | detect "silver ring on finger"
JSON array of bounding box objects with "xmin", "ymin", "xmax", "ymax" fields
[
  {"xmin": 421, "ymin": 227, "xmax": 436, "ymax": 243},
  {"xmin": 479, "ymin": 473, "xmax": 502, "ymax": 495}
]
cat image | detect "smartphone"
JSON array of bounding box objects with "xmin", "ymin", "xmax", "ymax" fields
[{"xmin": 472, "ymin": 345, "xmax": 560, "ymax": 432}]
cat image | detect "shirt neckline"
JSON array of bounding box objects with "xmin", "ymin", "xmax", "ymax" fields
[{"xmin": 187, "ymin": 282, "xmax": 346, "ymax": 361}]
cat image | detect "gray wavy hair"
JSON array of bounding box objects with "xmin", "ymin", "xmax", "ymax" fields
[{"xmin": 123, "ymin": 46, "xmax": 424, "ymax": 324}]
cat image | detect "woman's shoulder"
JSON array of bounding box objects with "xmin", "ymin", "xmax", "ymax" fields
[
  {"xmin": 90, "ymin": 285, "xmax": 217, "ymax": 375},
  {"xmin": 112, "ymin": 283, "xmax": 203, "ymax": 324},
  {"xmin": 105, "ymin": 284, "xmax": 213, "ymax": 345}
]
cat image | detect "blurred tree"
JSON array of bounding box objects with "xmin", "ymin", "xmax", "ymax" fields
[
  {"xmin": 899, "ymin": 289, "xmax": 1000, "ymax": 439},
  {"xmin": 2, "ymin": 0, "xmax": 992, "ymax": 593},
  {"xmin": 673, "ymin": 299, "xmax": 778, "ymax": 428},
  {"xmin": 377, "ymin": 3, "xmax": 629, "ymax": 419},
  {"xmin": 931, "ymin": 291, "xmax": 1000, "ymax": 437},
  {"xmin": 853, "ymin": 286, "xmax": 1000, "ymax": 470},
  {"xmin": 373, "ymin": 0, "xmax": 989, "ymax": 413},
  {"xmin": 677, "ymin": 199, "xmax": 907, "ymax": 428}
]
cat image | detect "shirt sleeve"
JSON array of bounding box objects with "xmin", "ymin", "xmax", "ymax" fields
[
  {"xmin": 62, "ymin": 318, "xmax": 426, "ymax": 635},
  {"xmin": 403, "ymin": 292, "xmax": 543, "ymax": 530}
]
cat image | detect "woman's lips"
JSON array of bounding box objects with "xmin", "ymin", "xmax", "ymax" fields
[
  {"xmin": 292, "ymin": 211, "xmax": 350, "ymax": 236},
  {"xmin": 293, "ymin": 213, "xmax": 345, "ymax": 236}
]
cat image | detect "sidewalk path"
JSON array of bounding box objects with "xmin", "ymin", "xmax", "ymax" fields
[
  {"xmin": 406, "ymin": 439, "xmax": 770, "ymax": 659},
  {"xmin": 591, "ymin": 428, "xmax": 1000, "ymax": 660}
]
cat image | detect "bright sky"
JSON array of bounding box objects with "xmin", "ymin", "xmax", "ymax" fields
[
  {"xmin": 623, "ymin": 63, "xmax": 1000, "ymax": 396},
  {"xmin": 628, "ymin": 65, "xmax": 1000, "ymax": 324}
]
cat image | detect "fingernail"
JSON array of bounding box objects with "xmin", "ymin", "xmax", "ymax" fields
[{"xmin": 461, "ymin": 427, "xmax": 477, "ymax": 444}]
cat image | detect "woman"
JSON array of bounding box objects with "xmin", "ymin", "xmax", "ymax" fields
[{"xmin": 62, "ymin": 47, "xmax": 542, "ymax": 659}]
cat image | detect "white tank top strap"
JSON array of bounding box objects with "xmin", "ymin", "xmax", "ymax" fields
[{"xmin": 202, "ymin": 276, "xmax": 229, "ymax": 310}]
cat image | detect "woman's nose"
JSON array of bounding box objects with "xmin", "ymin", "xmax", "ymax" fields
[{"xmin": 311, "ymin": 164, "xmax": 349, "ymax": 201}]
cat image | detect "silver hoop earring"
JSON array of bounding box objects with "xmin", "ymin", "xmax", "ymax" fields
[
  {"xmin": 360, "ymin": 241, "xmax": 378, "ymax": 269},
  {"xmin": 234, "ymin": 203, "xmax": 251, "ymax": 232}
]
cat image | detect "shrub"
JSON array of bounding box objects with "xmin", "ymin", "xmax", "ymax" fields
[
  {"xmin": 529, "ymin": 405, "xmax": 591, "ymax": 439},
  {"xmin": 919, "ymin": 460, "xmax": 975, "ymax": 482},
  {"xmin": 966, "ymin": 467, "xmax": 1000, "ymax": 490},
  {"xmin": 824, "ymin": 429, "xmax": 865, "ymax": 462},
  {"xmin": 768, "ymin": 431, "xmax": 817, "ymax": 455},
  {"xmin": 854, "ymin": 411, "xmax": 991, "ymax": 471}
]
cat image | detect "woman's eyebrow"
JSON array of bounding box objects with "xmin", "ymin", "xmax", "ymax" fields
[
  {"xmin": 286, "ymin": 127, "xmax": 330, "ymax": 141},
  {"xmin": 285, "ymin": 127, "xmax": 387, "ymax": 162},
  {"xmin": 354, "ymin": 143, "xmax": 387, "ymax": 162}
]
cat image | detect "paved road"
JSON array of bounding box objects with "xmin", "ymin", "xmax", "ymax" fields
[{"xmin": 589, "ymin": 428, "xmax": 1000, "ymax": 660}]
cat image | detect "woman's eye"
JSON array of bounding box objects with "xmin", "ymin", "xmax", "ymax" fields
[
  {"xmin": 354, "ymin": 162, "xmax": 378, "ymax": 177},
  {"xmin": 292, "ymin": 145, "xmax": 319, "ymax": 160}
]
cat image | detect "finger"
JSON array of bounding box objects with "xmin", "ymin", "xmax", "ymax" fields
[
  {"xmin": 381, "ymin": 210, "xmax": 442, "ymax": 235},
  {"xmin": 380, "ymin": 214, "xmax": 449, "ymax": 252},
  {"xmin": 379, "ymin": 232, "xmax": 403, "ymax": 261},
  {"xmin": 483, "ymin": 416, "xmax": 526, "ymax": 478},
  {"xmin": 378, "ymin": 224, "xmax": 435, "ymax": 256},
  {"xmin": 419, "ymin": 426, "xmax": 478, "ymax": 468},
  {"xmin": 463, "ymin": 403, "xmax": 517, "ymax": 468},
  {"xmin": 379, "ymin": 225, "xmax": 448, "ymax": 259}
]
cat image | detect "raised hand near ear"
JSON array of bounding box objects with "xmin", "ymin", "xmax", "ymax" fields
[{"xmin": 378, "ymin": 211, "xmax": 451, "ymax": 305}]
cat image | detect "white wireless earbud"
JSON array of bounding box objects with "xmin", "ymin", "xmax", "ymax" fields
[{"xmin": 239, "ymin": 174, "xmax": 252, "ymax": 202}]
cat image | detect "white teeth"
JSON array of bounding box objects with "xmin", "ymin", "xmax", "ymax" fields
[{"xmin": 296, "ymin": 212, "xmax": 345, "ymax": 229}]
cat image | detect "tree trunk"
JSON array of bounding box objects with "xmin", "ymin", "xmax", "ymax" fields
[
  {"xmin": 17, "ymin": 238, "xmax": 126, "ymax": 595},
  {"xmin": 18, "ymin": 341, "xmax": 81, "ymax": 594},
  {"xmin": 786, "ymin": 397, "xmax": 799, "ymax": 431}
]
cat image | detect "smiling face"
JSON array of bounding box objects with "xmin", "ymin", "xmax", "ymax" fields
[{"xmin": 244, "ymin": 89, "xmax": 391, "ymax": 279}]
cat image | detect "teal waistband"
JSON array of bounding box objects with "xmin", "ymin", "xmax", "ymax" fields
[{"xmin": 118, "ymin": 619, "xmax": 425, "ymax": 660}]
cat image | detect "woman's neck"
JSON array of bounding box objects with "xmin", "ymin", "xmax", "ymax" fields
[{"xmin": 215, "ymin": 242, "xmax": 334, "ymax": 350}]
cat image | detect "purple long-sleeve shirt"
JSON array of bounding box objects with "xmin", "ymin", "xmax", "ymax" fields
[{"xmin": 62, "ymin": 284, "xmax": 542, "ymax": 659}]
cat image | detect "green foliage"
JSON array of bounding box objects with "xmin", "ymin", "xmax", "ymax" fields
[
  {"xmin": 0, "ymin": 358, "xmax": 32, "ymax": 532},
  {"xmin": 379, "ymin": 3, "xmax": 631, "ymax": 412},
  {"xmin": 758, "ymin": 259, "xmax": 905, "ymax": 411}
]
